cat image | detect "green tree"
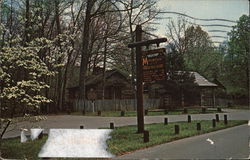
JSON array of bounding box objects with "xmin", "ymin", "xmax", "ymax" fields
[
  {"xmin": 223, "ymin": 14, "xmax": 249, "ymax": 98},
  {"xmin": 160, "ymin": 45, "xmax": 197, "ymax": 108},
  {"xmin": 184, "ymin": 25, "xmax": 222, "ymax": 79},
  {"xmin": 0, "ymin": 37, "xmax": 56, "ymax": 138}
]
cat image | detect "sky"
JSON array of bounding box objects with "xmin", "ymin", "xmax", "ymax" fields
[{"xmin": 154, "ymin": 0, "xmax": 249, "ymax": 46}]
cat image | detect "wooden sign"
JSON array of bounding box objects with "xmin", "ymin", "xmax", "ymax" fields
[
  {"xmin": 142, "ymin": 48, "xmax": 166, "ymax": 83},
  {"xmin": 87, "ymin": 88, "xmax": 97, "ymax": 101}
]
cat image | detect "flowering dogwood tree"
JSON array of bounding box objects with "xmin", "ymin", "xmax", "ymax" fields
[{"xmin": 0, "ymin": 37, "xmax": 58, "ymax": 138}]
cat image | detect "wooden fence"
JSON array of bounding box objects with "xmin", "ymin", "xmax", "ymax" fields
[
  {"xmin": 204, "ymin": 98, "xmax": 248, "ymax": 107},
  {"xmin": 73, "ymin": 99, "xmax": 161, "ymax": 112}
]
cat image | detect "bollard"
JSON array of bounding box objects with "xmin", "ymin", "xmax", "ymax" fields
[
  {"xmin": 110, "ymin": 122, "xmax": 114, "ymax": 129},
  {"xmin": 164, "ymin": 118, "xmax": 168, "ymax": 125},
  {"xmin": 212, "ymin": 119, "xmax": 216, "ymax": 128},
  {"xmin": 67, "ymin": 109, "xmax": 71, "ymax": 115},
  {"xmin": 80, "ymin": 125, "xmax": 84, "ymax": 129},
  {"xmin": 217, "ymin": 108, "xmax": 222, "ymax": 112},
  {"xmin": 188, "ymin": 115, "xmax": 191, "ymax": 123},
  {"xmin": 197, "ymin": 123, "xmax": 201, "ymax": 131},
  {"xmin": 82, "ymin": 110, "xmax": 85, "ymax": 115},
  {"xmin": 174, "ymin": 125, "xmax": 180, "ymax": 134},
  {"xmin": 98, "ymin": 110, "xmax": 101, "ymax": 116},
  {"xmin": 121, "ymin": 111, "xmax": 125, "ymax": 117},
  {"xmin": 202, "ymin": 107, "xmax": 206, "ymax": 113},
  {"xmin": 215, "ymin": 114, "xmax": 219, "ymax": 122},
  {"xmin": 145, "ymin": 109, "xmax": 148, "ymax": 115},
  {"xmin": 143, "ymin": 130, "xmax": 149, "ymax": 143},
  {"xmin": 164, "ymin": 109, "xmax": 168, "ymax": 114},
  {"xmin": 224, "ymin": 115, "xmax": 228, "ymax": 125},
  {"xmin": 183, "ymin": 108, "xmax": 188, "ymax": 114}
]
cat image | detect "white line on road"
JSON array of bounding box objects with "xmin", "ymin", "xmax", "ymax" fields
[{"xmin": 206, "ymin": 138, "xmax": 214, "ymax": 145}]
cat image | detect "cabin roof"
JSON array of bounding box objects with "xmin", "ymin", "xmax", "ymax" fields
[
  {"xmin": 67, "ymin": 69, "xmax": 129, "ymax": 90},
  {"xmin": 191, "ymin": 72, "xmax": 218, "ymax": 87}
]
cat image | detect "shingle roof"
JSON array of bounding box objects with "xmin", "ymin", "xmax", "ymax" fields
[
  {"xmin": 191, "ymin": 72, "xmax": 217, "ymax": 87},
  {"xmin": 67, "ymin": 69, "xmax": 129, "ymax": 89}
]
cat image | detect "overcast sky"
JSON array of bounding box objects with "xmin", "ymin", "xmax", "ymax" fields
[{"xmin": 154, "ymin": 0, "xmax": 249, "ymax": 45}]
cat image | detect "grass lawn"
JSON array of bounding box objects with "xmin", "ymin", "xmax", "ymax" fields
[
  {"xmin": 71, "ymin": 108, "xmax": 222, "ymax": 117},
  {"xmin": 1, "ymin": 135, "xmax": 48, "ymax": 159},
  {"xmin": 107, "ymin": 120, "xmax": 247, "ymax": 156},
  {"xmin": 224, "ymin": 105, "xmax": 249, "ymax": 110},
  {"xmin": 1, "ymin": 120, "xmax": 246, "ymax": 159}
]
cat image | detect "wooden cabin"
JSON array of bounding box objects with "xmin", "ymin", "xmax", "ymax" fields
[
  {"xmin": 146, "ymin": 71, "xmax": 218, "ymax": 108},
  {"xmin": 67, "ymin": 68, "xmax": 133, "ymax": 102}
]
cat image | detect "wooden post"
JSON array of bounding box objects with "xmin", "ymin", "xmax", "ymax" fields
[
  {"xmin": 224, "ymin": 115, "xmax": 228, "ymax": 125},
  {"xmin": 212, "ymin": 119, "xmax": 216, "ymax": 128},
  {"xmin": 143, "ymin": 130, "xmax": 149, "ymax": 143},
  {"xmin": 181, "ymin": 88, "xmax": 184, "ymax": 107},
  {"xmin": 200, "ymin": 89, "xmax": 203, "ymax": 107},
  {"xmin": 128, "ymin": 26, "xmax": 167, "ymax": 134},
  {"xmin": 174, "ymin": 125, "xmax": 180, "ymax": 134},
  {"xmin": 164, "ymin": 118, "xmax": 168, "ymax": 125},
  {"xmin": 212, "ymin": 88, "xmax": 216, "ymax": 107},
  {"xmin": 135, "ymin": 25, "xmax": 144, "ymax": 133},
  {"xmin": 98, "ymin": 110, "xmax": 101, "ymax": 116},
  {"xmin": 82, "ymin": 110, "xmax": 85, "ymax": 115},
  {"xmin": 110, "ymin": 122, "xmax": 114, "ymax": 129},
  {"xmin": 188, "ymin": 115, "xmax": 191, "ymax": 123},
  {"xmin": 197, "ymin": 123, "xmax": 201, "ymax": 131},
  {"xmin": 215, "ymin": 114, "xmax": 219, "ymax": 122}
]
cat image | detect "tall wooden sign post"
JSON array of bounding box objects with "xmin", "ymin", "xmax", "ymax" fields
[{"xmin": 128, "ymin": 25, "xmax": 167, "ymax": 133}]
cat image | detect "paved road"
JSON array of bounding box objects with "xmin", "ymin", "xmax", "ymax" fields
[
  {"xmin": 116, "ymin": 124, "xmax": 250, "ymax": 159},
  {"xmin": 3, "ymin": 109, "xmax": 250, "ymax": 138}
]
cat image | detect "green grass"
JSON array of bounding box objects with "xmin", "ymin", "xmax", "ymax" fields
[
  {"xmin": 1, "ymin": 120, "xmax": 246, "ymax": 159},
  {"xmin": 1, "ymin": 135, "xmax": 48, "ymax": 159},
  {"xmin": 71, "ymin": 108, "xmax": 221, "ymax": 117},
  {"xmin": 107, "ymin": 120, "xmax": 247, "ymax": 156},
  {"xmin": 223, "ymin": 105, "xmax": 249, "ymax": 110}
]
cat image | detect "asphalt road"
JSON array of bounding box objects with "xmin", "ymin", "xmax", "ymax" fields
[
  {"xmin": 116, "ymin": 124, "xmax": 250, "ymax": 159},
  {"xmin": 3, "ymin": 109, "xmax": 250, "ymax": 138},
  {"xmin": 2, "ymin": 109, "xmax": 250, "ymax": 159}
]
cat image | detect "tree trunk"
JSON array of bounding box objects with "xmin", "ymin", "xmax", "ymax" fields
[
  {"xmin": 61, "ymin": 49, "xmax": 74, "ymax": 112},
  {"xmin": 54, "ymin": 0, "xmax": 63, "ymax": 112},
  {"xmin": 102, "ymin": 38, "xmax": 108, "ymax": 108},
  {"xmin": 128, "ymin": 0, "xmax": 137, "ymax": 110},
  {"xmin": 24, "ymin": 0, "xmax": 30, "ymax": 45},
  {"xmin": 79, "ymin": 0, "xmax": 95, "ymax": 109},
  {"xmin": 247, "ymin": 58, "xmax": 250, "ymax": 108}
]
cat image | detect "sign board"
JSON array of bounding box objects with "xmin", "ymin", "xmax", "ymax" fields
[
  {"xmin": 142, "ymin": 48, "xmax": 166, "ymax": 83},
  {"xmin": 87, "ymin": 88, "xmax": 97, "ymax": 101},
  {"xmin": 38, "ymin": 129, "xmax": 114, "ymax": 158}
]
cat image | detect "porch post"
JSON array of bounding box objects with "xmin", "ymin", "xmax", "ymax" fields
[
  {"xmin": 212, "ymin": 88, "xmax": 216, "ymax": 107},
  {"xmin": 200, "ymin": 88, "xmax": 203, "ymax": 107}
]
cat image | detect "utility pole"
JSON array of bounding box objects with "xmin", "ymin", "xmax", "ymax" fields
[{"xmin": 128, "ymin": 25, "xmax": 167, "ymax": 133}]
